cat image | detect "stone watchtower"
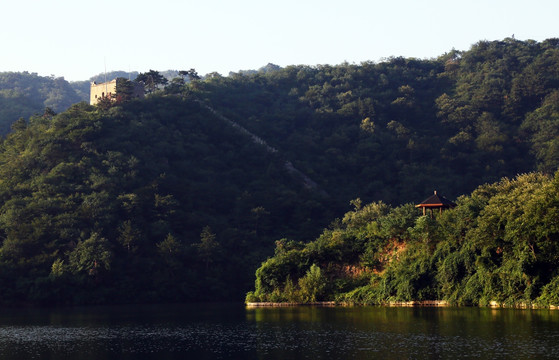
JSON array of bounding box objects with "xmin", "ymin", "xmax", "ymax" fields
[
  {"xmin": 90, "ymin": 78, "xmax": 144, "ymax": 105},
  {"xmin": 90, "ymin": 79, "xmax": 117, "ymax": 105}
]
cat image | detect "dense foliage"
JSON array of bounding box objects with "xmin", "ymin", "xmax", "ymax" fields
[
  {"xmin": 248, "ymin": 172, "xmax": 559, "ymax": 307},
  {"xmin": 0, "ymin": 97, "xmax": 332, "ymax": 305},
  {"xmin": 193, "ymin": 38, "xmax": 559, "ymax": 205},
  {"xmin": 0, "ymin": 72, "xmax": 81, "ymax": 135}
]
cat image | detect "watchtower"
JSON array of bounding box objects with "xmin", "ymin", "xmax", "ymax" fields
[
  {"xmin": 90, "ymin": 79, "xmax": 117, "ymax": 105},
  {"xmin": 90, "ymin": 79, "xmax": 144, "ymax": 105}
]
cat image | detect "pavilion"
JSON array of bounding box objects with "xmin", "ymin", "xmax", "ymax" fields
[{"xmin": 415, "ymin": 191, "xmax": 456, "ymax": 217}]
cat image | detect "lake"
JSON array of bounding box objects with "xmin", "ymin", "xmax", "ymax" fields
[{"xmin": 0, "ymin": 303, "xmax": 558, "ymax": 359}]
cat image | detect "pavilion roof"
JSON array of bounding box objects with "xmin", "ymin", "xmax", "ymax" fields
[{"xmin": 415, "ymin": 191, "xmax": 456, "ymax": 208}]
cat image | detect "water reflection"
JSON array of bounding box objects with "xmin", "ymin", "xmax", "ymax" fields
[
  {"xmin": 0, "ymin": 305, "xmax": 557, "ymax": 359},
  {"xmin": 246, "ymin": 306, "xmax": 559, "ymax": 359}
]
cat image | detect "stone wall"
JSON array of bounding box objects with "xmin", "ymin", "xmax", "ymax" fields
[
  {"xmin": 90, "ymin": 79, "xmax": 117, "ymax": 105},
  {"xmin": 90, "ymin": 79, "xmax": 144, "ymax": 105}
]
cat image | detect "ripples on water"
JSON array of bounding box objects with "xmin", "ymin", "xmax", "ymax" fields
[{"xmin": 0, "ymin": 305, "xmax": 558, "ymax": 359}]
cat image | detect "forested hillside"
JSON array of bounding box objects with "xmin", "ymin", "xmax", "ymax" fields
[
  {"xmin": 1, "ymin": 38, "xmax": 559, "ymax": 305},
  {"xmin": 193, "ymin": 38, "xmax": 559, "ymax": 205},
  {"xmin": 247, "ymin": 172, "xmax": 559, "ymax": 307},
  {"xmin": 0, "ymin": 72, "xmax": 82, "ymax": 135},
  {"xmin": 0, "ymin": 97, "xmax": 334, "ymax": 305},
  {"xmin": 0, "ymin": 71, "xmax": 146, "ymax": 133}
]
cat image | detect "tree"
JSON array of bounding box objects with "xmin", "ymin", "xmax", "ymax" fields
[
  {"xmin": 135, "ymin": 70, "xmax": 168, "ymax": 94},
  {"xmin": 115, "ymin": 77, "xmax": 135, "ymax": 102},
  {"xmin": 69, "ymin": 233, "xmax": 113, "ymax": 277},
  {"xmin": 10, "ymin": 117, "xmax": 27, "ymax": 131},
  {"xmin": 118, "ymin": 220, "xmax": 140, "ymax": 253},
  {"xmin": 43, "ymin": 107, "xmax": 56, "ymax": 118},
  {"xmin": 157, "ymin": 233, "xmax": 181, "ymax": 256},
  {"xmin": 95, "ymin": 95, "xmax": 114, "ymax": 110},
  {"xmin": 50, "ymin": 258, "xmax": 65, "ymax": 277},
  {"xmin": 179, "ymin": 69, "xmax": 200, "ymax": 82},
  {"xmin": 298, "ymin": 264, "xmax": 327, "ymax": 302},
  {"xmin": 179, "ymin": 69, "xmax": 201, "ymax": 90},
  {"xmin": 360, "ymin": 117, "xmax": 375, "ymax": 134},
  {"xmin": 251, "ymin": 206, "xmax": 269, "ymax": 237},
  {"xmin": 522, "ymin": 91, "xmax": 559, "ymax": 173},
  {"xmin": 195, "ymin": 226, "xmax": 219, "ymax": 270},
  {"xmin": 165, "ymin": 77, "xmax": 186, "ymax": 95}
]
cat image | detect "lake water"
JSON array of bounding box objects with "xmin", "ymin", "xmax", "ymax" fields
[{"xmin": 0, "ymin": 303, "xmax": 558, "ymax": 359}]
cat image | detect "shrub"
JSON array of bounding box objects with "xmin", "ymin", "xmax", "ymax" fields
[{"xmin": 298, "ymin": 264, "xmax": 327, "ymax": 302}]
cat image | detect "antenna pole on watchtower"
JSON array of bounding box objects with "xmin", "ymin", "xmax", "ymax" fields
[{"xmin": 104, "ymin": 57, "xmax": 108, "ymax": 94}]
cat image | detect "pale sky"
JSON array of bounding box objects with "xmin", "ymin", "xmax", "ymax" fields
[{"xmin": 1, "ymin": 0, "xmax": 557, "ymax": 81}]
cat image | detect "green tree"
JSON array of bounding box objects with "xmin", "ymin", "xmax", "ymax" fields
[
  {"xmin": 180, "ymin": 69, "xmax": 200, "ymax": 82},
  {"xmin": 69, "ymin": 233, "xmax": 113, "ymax": 276},
  {"xmin": 157, "ymin": 233, "xmax": 181, "ymax": 256},
  {"xmin": 522, "ymin": 91, "xmax": 559, "ymax": 173},
  {"xmin": 50, "ymin": 258, "xmax": 65, "ymax": 277},
  {"xmin": 251, "ymin": 206, "xmax": 269, "ymax": 237},
  {"xmin": 298, "ymin": 264, "xmax": 327, "ymax": 302},
  {"xmin": 10, "ymin": 117, "xmax": 27, "ymax": 131},
  {"xmin": 195, "ymin": 226, "xmax": 219, "ymax": 270},
  {"xmin": 115, "ymin": 77, "xmax": 135, "ymax": 102},
  {"xmin": 118, "ymin": 220, "xmax": 140, "ymax": 253},
  {"xmin": 135, "ymin": 70, "xmax": 168, "ymax": 94},
  {"xmin": 165, "ymin": 77, "xmax": 186, "ymax": 94}
]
